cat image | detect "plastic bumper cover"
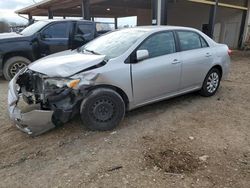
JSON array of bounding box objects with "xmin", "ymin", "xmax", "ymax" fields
[{"xmin": 8, "ymin": 71, "xmax": 56, "ymax": 136}]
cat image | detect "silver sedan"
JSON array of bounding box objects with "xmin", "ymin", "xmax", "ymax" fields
[{"xmin": 8, "ymin": 26, "xmax": 231, "ymax": 136}]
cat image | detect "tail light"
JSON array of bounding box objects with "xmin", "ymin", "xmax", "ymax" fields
[{"xmin": 228, "ymin": 49, "xmax": 233, "ymax": 56}]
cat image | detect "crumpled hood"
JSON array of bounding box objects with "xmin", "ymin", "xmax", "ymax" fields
[{"xmin": 29, "ymin": 50, "xmax": 106, "ymax": 77}]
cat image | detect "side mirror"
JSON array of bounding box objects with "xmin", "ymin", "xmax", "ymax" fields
[
  {"xmin": 39, "ymin": 32, "xmax": 51, "ymax": 40},
  {"xmin": 38, "ymin": 32, "xmax": 43, "ymax": 39},
  {"xmin": 136, "ymin": 50, "xmax": 149, "ymax": 61}
]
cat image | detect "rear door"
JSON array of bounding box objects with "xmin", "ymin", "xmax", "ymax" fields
[
  {"xmin": 38, "ymin": 22, "xmax": 71, "ymax": 57},
  {"xmin": 132, "ymin": 31, "xmax": 181, "ymax": 105},
  {"xmin": 176, "ymin": 30, "xmax": 213, "ymax": 90}
]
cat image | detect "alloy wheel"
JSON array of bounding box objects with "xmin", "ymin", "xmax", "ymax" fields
[
  {"xmin": 9, "ymin": 62, "xmax": 27, "ymax": 77},
  {"xmin": 206, "ymin": 72, "xmax": 219, "ymax": 93}
]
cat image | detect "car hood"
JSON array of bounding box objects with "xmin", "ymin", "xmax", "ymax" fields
[
  {"xmin": 0, "ymin": 32, "xmax": 27, "ymax": 42},
  {"xmin": 29, "ymin": 50, "xmax": 106, "ymax": 77}
]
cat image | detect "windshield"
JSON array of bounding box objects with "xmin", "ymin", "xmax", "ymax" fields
[
  {"xmin": 21, "ymin": 21, "xmax": 49, "ymax": 36},
  {"xmin": 81, "ymin": 29, "xmax": 148, "ymax": 59}
]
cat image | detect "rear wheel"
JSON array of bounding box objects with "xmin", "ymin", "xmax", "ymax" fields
[
  {"xmin": 199, "ymin": 68, "xmax": 221, "ymax": 97},
  {"xmin": 3, "ymin": 56, "xmax": 31, "ymax": 81},
  {"xmin": 80, "ymin": 88, "xmax": 125, "ymax": 131}
]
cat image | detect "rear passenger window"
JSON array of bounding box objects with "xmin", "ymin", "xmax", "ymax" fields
[
  {"xmin": 138, "ymin": 32, "xmax": 176, "ymax": 58},
  {"xmin": 76, "ymin": 24, "xmax": 93, "ymax": 35},
  {"xmin": 200, "ymin": 37, "xmax": 209, "ymax": 48},
  {"xmin": 177, "ymin": 31, "xmax": 208, "ymax": 51}
]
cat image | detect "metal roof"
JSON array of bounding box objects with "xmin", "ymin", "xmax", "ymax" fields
[
  {"xmin": 15, "ymin": 0, "xmax": 151, "ymax": 17},
  {"xmin": 15, "ymin": 0, "xmax": 248, "ymax": 18}
]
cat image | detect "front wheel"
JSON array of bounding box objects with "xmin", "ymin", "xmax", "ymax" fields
[
  {"xmin": 199, "ymin": 68, "xmax": 221, "ymax": 97},
  {"xmin": 3, "ymin": 56, "xmax": 31, "ymax": 81},
  {"xmin": 80, "ymin": 88, "xmax": 125, "ymax": 131}
]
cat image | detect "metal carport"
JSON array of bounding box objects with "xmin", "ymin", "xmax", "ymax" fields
[{"xmin": 16, "ymin": 0, "xmax": 250, "ymax": 48}]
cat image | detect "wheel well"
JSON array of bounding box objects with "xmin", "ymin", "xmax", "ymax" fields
[
  {"xmin": 3, "ymin": 52, "xmax": 33, "ymax": 68},
  {"xmin": 88, "ymin": 85, "xmax": 129, "ymax": 109},
  {"xmin": 212, "ymin": 65, "xmax": 223, "ymax": 77}
]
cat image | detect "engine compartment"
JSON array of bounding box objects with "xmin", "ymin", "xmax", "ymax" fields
[{"xmin": 15, "ymin": 69, "xmax": 88, "ymax": 126}]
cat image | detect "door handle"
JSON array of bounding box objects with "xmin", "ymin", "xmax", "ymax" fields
[
  {"xmin": 172, "ymin": 59, "xmax": 181, "ymax": 65},
  {"xmin": 205, "ymin": 53, "xmax": 212, "ymax": 57}
]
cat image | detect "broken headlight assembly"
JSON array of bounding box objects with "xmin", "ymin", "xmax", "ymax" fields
[
  {"xmin": 44, "ymin": 78, "xmax": 81, "ymax": 90},
  {"xmin": 43, "ymin": 78, "xmax": 81, "ymax": 106}
]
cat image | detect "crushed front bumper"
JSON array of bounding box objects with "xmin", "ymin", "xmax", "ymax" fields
[{"xmin": 8, "ymin": 71, "xmax": 56, "ymax": 136}]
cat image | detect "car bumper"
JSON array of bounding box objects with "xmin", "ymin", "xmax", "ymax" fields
[{"xmin": 8, "ymin": 71, "xmax": 56, "ymax": 136}]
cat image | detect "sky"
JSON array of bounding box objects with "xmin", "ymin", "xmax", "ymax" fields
[
  {"xmin": 0, "ymin": 0, "xmax": 42, "ymax": 24},
  {"xmin": 0, "ymin": 0, "xmax": 136, "ymax": 26}
]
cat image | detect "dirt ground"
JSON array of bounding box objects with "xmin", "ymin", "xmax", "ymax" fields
[{"xmin": 0, "ymin": 51, "xmax": 249, "ymax": 188}]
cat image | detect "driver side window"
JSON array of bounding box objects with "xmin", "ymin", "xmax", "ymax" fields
[
  {"xmin": 42, "ymin": 22, "xmax": 70, "ymax": 39},
  {"xmin": 138, "ymin": 31, "xmax": 176, "ymax": 58}
]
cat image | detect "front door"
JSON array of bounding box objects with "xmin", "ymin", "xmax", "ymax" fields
[
  {"xmin": 132, "ymin": 31, "xmax": 181, "ymax": 105},
  {"xmin": 39, "ymin": 22, "xmax": 71, "ymax": 57}
]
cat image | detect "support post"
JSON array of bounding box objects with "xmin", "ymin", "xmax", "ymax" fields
[
  {"xmin": 207, "ymin": 0, "xmax": 219, "ymax": 38},
  {"xmin": 63, "ymin": 16, "xmax": 66, "ymax": 19},
  {"xmin": 82, "ymin": 0, "xmax": 90, "ymax": 20},
  {"xmin": 151, "ymin": 0, "xmax": 158, "ymax": 25},
  {"xmin": 115, "ymin": 17, "xmax": 118, "ymax": 29},
  {"xmin": 28, "ymin": 14, "xmax": 33, "ymax": 25},
  {"xmin": 48, "ymin": 8, "xmax": 53, "ymax": 19},
  {"xmin": 238, "ymin": 0, "xmax": 249, "ymax": 48},
  {"xmin": 160, "ymin": 0, "xmax": 168, "ymax": 25}
]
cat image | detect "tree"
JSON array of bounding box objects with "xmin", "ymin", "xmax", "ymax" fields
[{"xmin": 0, "ymin": 20, "xmax": 10, "ymax": 33}]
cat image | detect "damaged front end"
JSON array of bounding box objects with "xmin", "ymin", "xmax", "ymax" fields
[{"xmin": 8, "ymin": 68, "xmax": 94, "ymax": 136}]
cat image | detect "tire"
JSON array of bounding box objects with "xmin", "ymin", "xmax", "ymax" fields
[
  {"xmin": 3, "ymin": 56, "xmax": 31, "ymax": 81},
  {"xmin": 199, "ymin": 68, "xmax": 221, "ymax": 97},
  {"xmin": 80, "ymin": 88, "xmax": 125, "ymax": 131}
]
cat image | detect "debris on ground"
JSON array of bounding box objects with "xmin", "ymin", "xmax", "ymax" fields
[
  {"xmin": 145, "ymin": 148, "xmax": 199, "ymax": 174},
  {"xmin": 199, "ymin": 155, "xmax": 209, "ymax": 162},
  {"xmin": 189, "ymin": 136, "xmax": 195, "ymax": 140},
  {"xmin": 107, "ymin": 165, "xmax": 123, "ymax": 172}
]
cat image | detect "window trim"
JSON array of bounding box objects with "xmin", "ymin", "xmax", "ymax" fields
[
  {"xmin": 127, "ymin": 30, "xmax": 178, "ymax": 64},
  {"xmin": 175, "ymin": 30, "xmax": 210, "ymax": 52},
  {"xmin": 199, "ymin": 36, "xmax": 209, "ymax": 48}
]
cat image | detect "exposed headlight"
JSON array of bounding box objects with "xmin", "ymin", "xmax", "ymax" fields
[{"xmin": 44, "ymin": 78, "xmax": 80, "ymax": 89}]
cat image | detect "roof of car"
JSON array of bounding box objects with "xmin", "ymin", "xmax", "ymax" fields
[
  {"xmin": 38, "ymin": 19, "xmax": 93, "ymax": 23},
  {"xmin": 128, "ymin": 25, "xmax": 200, "ymax": 32}
]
